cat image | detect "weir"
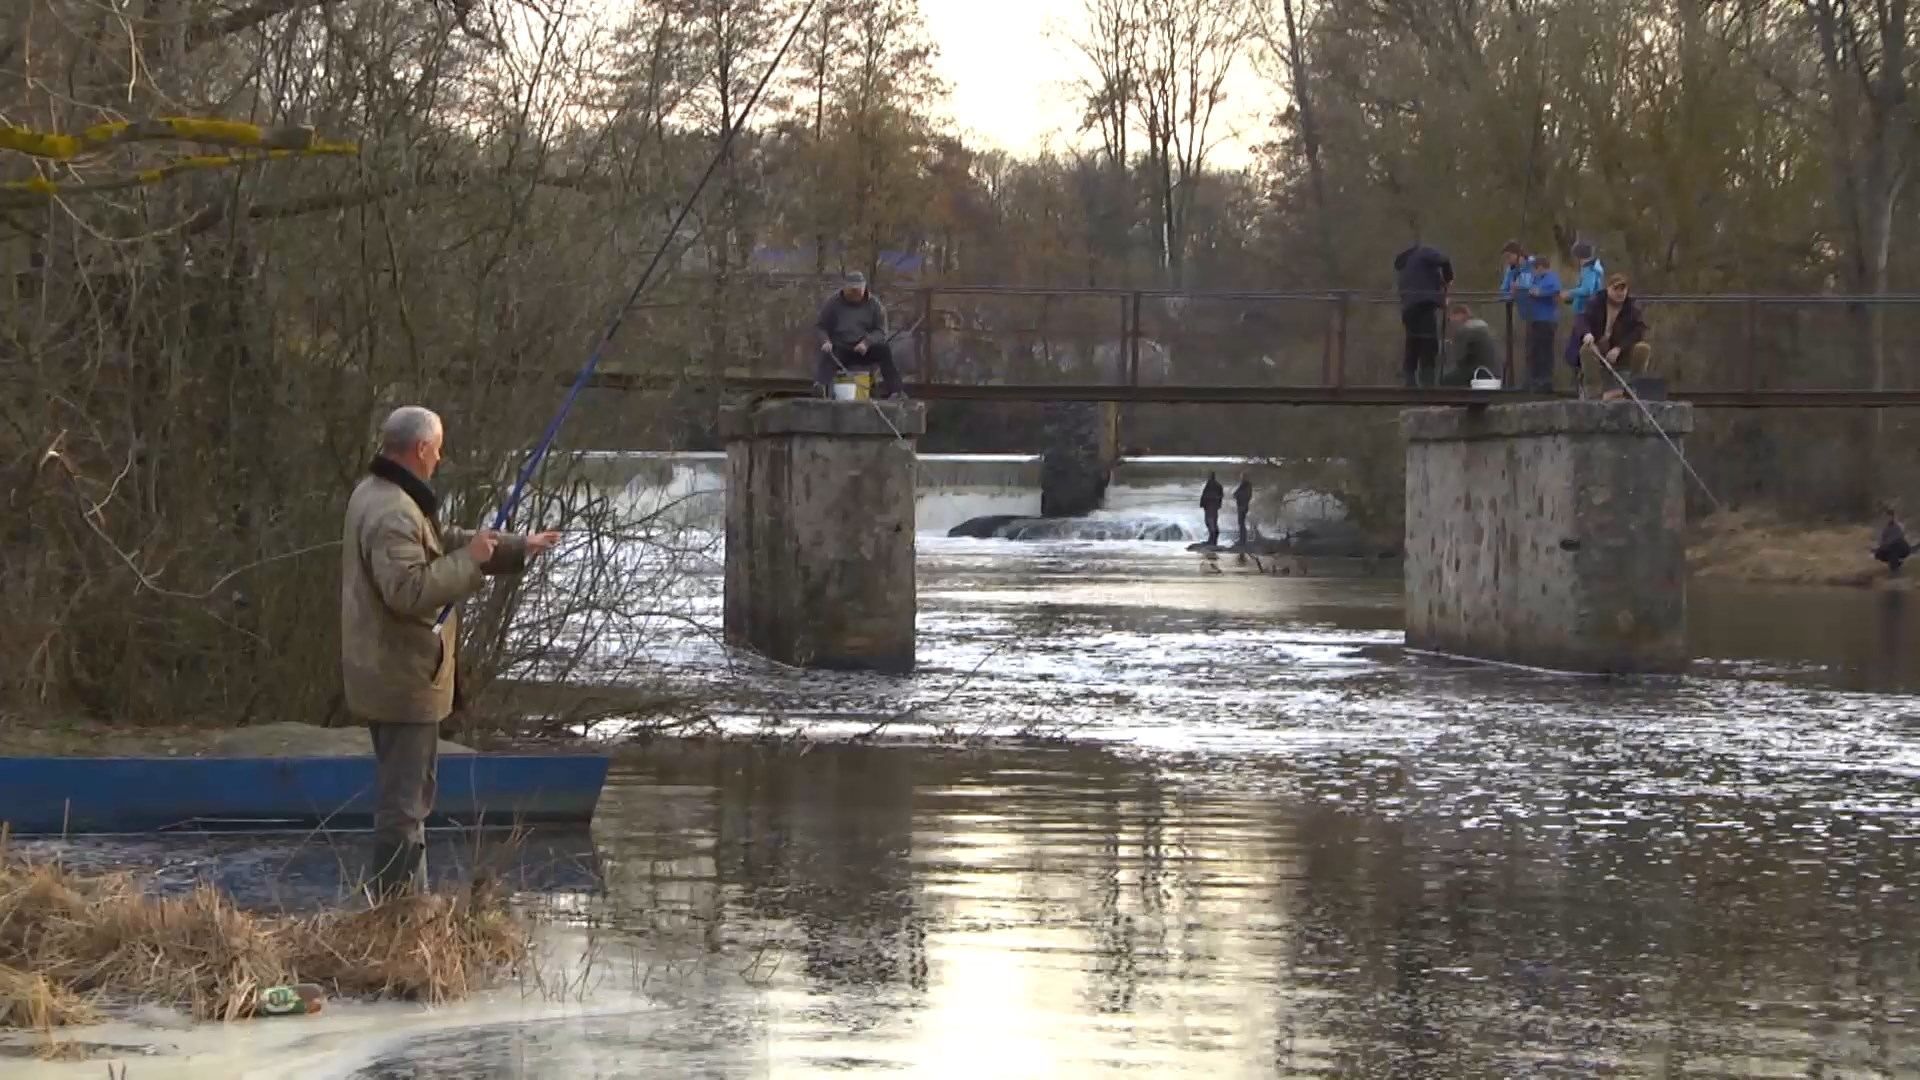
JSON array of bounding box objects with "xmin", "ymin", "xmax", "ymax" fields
[
  {"xmin": 720, "ymin": 398, "xmax": 926, "ymax": 673},
  {"xmin": 1402, "ymin": 401, "xmax": 1693, "ymax": 674}
]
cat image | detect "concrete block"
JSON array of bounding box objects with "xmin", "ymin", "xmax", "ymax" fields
[
  {"xmin": 1402, "ymin": 400, "xmax": 1691, "ymax": 674},
  {"xmin": 723, "ymin": 399, "xmax": 921, "ymax": 673}
]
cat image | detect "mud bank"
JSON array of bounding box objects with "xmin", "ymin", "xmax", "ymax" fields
[{"xmin": 1689, "ymin": 509, "xmax": 1918, "ymax": 589}]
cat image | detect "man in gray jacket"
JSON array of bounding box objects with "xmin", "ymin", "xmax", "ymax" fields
[
  {"xmin": 341, "ymin": 406, "xmax": 559, "ymax": 899},
  {"xmin": 813, "ymin": 271, "xmax": 905, "ymax": 398}
]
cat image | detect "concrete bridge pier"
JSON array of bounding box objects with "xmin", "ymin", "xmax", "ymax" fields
[
  {"xmin": 1402, "ymin": 401, "xmax": 1693, "ymax": 674},
  {"xmin": 721, "ymin": 398, "xmax": 926, "ymax": 673},
  {"xmin": 1040, "ymin": 401, "xmax": 1121, "ymax": 517}
]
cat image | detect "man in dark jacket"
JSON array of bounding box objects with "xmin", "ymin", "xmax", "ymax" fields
[
  {"xmin": 1576, "ymin": 273, "xmax": 1652, "ymax": 400},
  {"xmin": 1873, "ymin": 504, "xmax": 1912, "ymax": 575},
  {"xmin": 1233, "ymin": 476, "xmax": 1254, "ymax": 545},
  {"xmin": 1200, "ymin": 473, "xmax": 1224, "ymax": 547},
  {"xmin": 1394, "ymin": 242, "xmax": 1455, "ymax": 388},
  {"xmin": 814, "ymin": 271, "xmax": 904, "ymax": 399}
]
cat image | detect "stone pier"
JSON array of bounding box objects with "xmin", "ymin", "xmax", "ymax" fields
[
  {"xmin": 1402, "ymin": 401, "xmax": 1693, "ymax": 674},
  {"xmin": 721, "ymin": 398, "xmax": 925, "ymax": 673},
  {"xmin": 1039, "ymin": 401, "xmax": 1120, "ymax": 517}
]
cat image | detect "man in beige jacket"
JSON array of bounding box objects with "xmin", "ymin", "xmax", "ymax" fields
[{"xmin": 342, "ymin": 406, "xmax": 559, "ymax": 898}]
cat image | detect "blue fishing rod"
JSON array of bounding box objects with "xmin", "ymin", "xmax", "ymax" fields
[{"xmin": 435, "ymin": 0, "xmax": 819, "ymax": 634}]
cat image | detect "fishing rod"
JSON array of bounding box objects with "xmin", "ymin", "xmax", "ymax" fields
[
  {"xmin": 434, "ymin": 0, "xmax": 820, "ymax": 634},
  {"xmin": 1584, "ymin": 339, "xmax": 1723, "ymax": 512}
]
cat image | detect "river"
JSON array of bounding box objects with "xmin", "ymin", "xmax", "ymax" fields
[{"xmin": 9, "ymin": 457, "xmax": 1920, "ymax": 1077}]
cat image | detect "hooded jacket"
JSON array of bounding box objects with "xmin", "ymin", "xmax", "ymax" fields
[{"xmin": 1567, "ymin": 258, "xmax": 1606, "ymax": 316}]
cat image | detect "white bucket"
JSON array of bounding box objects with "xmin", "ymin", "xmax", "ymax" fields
[
  {"xmin": 832, "ymin": 371, "xmax": 872, "ymax": 401},
  {"xmin": 1469, "ymin": 367, "xmax": 1502, "ymax": 391}
]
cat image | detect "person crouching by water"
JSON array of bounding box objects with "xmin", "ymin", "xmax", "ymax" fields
[
  {"xmin": 1874, "ymin": 504, "xmax": 1912, "ymax": 575},
  {"xmin": 1445, "ymin": 303, "xmax": 1500, "ymax": 387},
  {"xmin": 813, "ymin": 270, "xmax": 905, "ymax": 399},
  {"xmin": 342, "ymin": 406, "xmax": 561, "ymax": 900},
  {"xmin": 1201, "ymin": 473, "xmax": 1224, "ymax": 547},
  {"xmin": 1578, "ymin": 273, "xmax": 1653, "ymax": 401}
]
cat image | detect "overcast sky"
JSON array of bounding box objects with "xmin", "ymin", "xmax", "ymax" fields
[{"xmin": 918, "ymin": 0, "xmax": 1273, "ymax": 170}]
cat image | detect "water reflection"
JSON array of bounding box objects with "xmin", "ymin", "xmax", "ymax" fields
[
  {"xmin": 347, "ymin": 737, "xmax": 1920, "ymax": 1077},
  {"xmin": 1690, "ymin": 582, "xmax": 1920, "ymax": 692}
]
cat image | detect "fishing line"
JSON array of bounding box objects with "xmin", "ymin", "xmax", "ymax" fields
[
  {"xmin": 1585, "ymin": 340, "xmax": 1723, "ymax": 512},
  {"xmin": 434, "ymin": 0, "xmax": 820, "ymax": 633}
]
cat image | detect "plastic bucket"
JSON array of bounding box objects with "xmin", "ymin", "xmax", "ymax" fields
[
  {"xmin": 832, "ymin": 371, "xmax": 871, "ymax": 401},
  {"xmin": 1469, "ymin": 367, "xmax": 1502, "ymax": 391}
]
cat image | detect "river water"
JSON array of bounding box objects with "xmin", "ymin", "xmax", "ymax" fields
[{"xmin": 12, "ymin": 459, "xmax": 1920, "ymax": 1078}]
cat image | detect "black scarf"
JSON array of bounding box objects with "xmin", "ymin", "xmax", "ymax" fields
[{"xmin": 369, "ymin": 455, "xmax": 440, "ymax": 524}]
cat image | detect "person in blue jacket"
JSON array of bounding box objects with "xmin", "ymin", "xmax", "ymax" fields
[
  {"xmin": 1519, "ymin": 253, "xmax": 1562, "ymax": 393},
  {"xmin": 1561, "ymin": 241, "xmax": 1605, "ymax": 386},
  {"xmin": 1497, "ymin": 240, "xmax": 1528, "ymax": 297}
]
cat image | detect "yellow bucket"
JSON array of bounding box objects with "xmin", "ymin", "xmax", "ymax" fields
[{"xmin": 832, "ymin": 371, "xmax": 872, "ymax": 401}]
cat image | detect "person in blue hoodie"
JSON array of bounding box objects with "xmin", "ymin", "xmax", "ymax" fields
[
  {"xmin": 1561, "ymin": 241, "xmax": 1605, "ymax": 385},
  {"xmin": 1518, "ymin": 253, "xmax": 1562, "ymax": 393}
]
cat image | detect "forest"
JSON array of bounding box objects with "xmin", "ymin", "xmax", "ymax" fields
[{"xmin": 2, "ymin": 0, "xmax": 1917, "ymax": 724}]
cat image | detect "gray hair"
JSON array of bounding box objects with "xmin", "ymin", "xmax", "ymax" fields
[{"xmin": 379, "ymin": 406, "xmax": 443, "ymax": 453}]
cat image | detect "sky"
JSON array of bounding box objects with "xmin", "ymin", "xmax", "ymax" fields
[{"xmin": 917, "ymin": 0, "xmax": 1274, "ymax": 170}]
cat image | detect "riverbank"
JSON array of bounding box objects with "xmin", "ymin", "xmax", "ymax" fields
[
  {"xmin": 1688, "ymin": 509, "xmax": 1915, "ymax": 590},
  {"xmin": 0, "ymin": 839, "xmax": 527, "ymax": 1039}
]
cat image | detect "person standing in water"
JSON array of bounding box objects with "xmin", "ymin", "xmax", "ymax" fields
[
  {"xmin": 1234, "ymin": 476, "xmax": 1254, "ymax": 546},
  {"xmin": 1200, "ymin": 473, "xmax": 1225, "ymax": 548}
]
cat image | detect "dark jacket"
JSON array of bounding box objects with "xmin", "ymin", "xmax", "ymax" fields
[
  {"xmin": 1394, "ymin": 244, "xmax": 1454, "ymax": 310},
  {"xmin": 816, "ymin": 290, "xmax": 889, "ymax": 350},
  {"xmin": 1579, "ymin": 294, "xmax": 1649, "ymax": 356},
  {"xmin": 1233, "ymin": 481, "xmax": 1253, "ymax": 510},
  {"xmin": 1200, "ymin": 477, "xmax": 1224, "ymax": 510}
]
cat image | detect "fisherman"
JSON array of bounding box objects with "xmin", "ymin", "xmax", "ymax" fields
[
  {"xmin": 1393, "ymin": 240, "xmax": 1455, "ymax": 388},
  {"xmin": 1873, "ymin": 504, "xmax": 1912, "ymax": 575},
  {"xmin": 1201, "ymin": 473, "xmax": 1225, "ymax": 548},
  {"xmin": 813, "ymin": 271, "xmax": 905, "ymax": 400},
  {"xmin": 1577, "ymin": 273, "xmax": 1653, "ymax": 401},
  {"xmin": 342, "ymin": 406, "xmax": 560, "ymax": 899},
  {"xmin": 1234, "ymin": 475, "xmax": 1255, "ymax": 546},
  {"xmin": 1445, "ymin": 303, "xmax": 1500, "ymax": 387}
]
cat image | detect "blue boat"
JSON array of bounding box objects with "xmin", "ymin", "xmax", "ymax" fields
[{"xmin": 0, "ymin": 754, "xmax": 611, "ymax": 835}]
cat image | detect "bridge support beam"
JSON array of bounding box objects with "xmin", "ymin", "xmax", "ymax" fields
[
  {"xmin": 721, "ymin": 398, "xmax": 925, "ymax": 673},
  {"xmin": 1402, "ymin": 401, "xmax": 1693, "ymax": 674},
  {"xmin": 1040, "ymin": 401, "xmax": 1120, "ymax": 517}
]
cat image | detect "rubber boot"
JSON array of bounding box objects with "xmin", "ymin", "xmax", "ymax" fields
[{"xmin": 368, "ymin": 839, "xmax": 427, "ymax": 901}]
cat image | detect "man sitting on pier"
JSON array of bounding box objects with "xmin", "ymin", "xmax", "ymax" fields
[{"xmin": 814, "ymin": 271, "xmax": 905, "ymax": 399}]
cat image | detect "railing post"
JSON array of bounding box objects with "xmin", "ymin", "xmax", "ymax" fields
[
  {"xmin": 1321, "ymin": 295, "xmax": 1335, "ymax": 386},
  {"xmin": 1744, "ymin": 299, "xmax": 1759, "ymax": 393},
  {"xmin": 1128, "ymin": 291, "xmax": 1143, "ymax": 386},
  {"xmin": 1332, "ymin": 291, "xmax": 1351, "ymax": 388},
  {"xmin": 918, "ymin": 287, "xmax": 935, "ymax": 384},
  {"xmin": 1503, "ymin": 300, "xmax": 1515, "ymax": 387}
]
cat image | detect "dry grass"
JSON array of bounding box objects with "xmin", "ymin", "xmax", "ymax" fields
[
  {"xmin": 1689, "ymin": 508, "xmax": 1911, "ymax": 589},
  {"xmin": 0, "ymin": 829, "xmax": 530, "ymax": 1030}
]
